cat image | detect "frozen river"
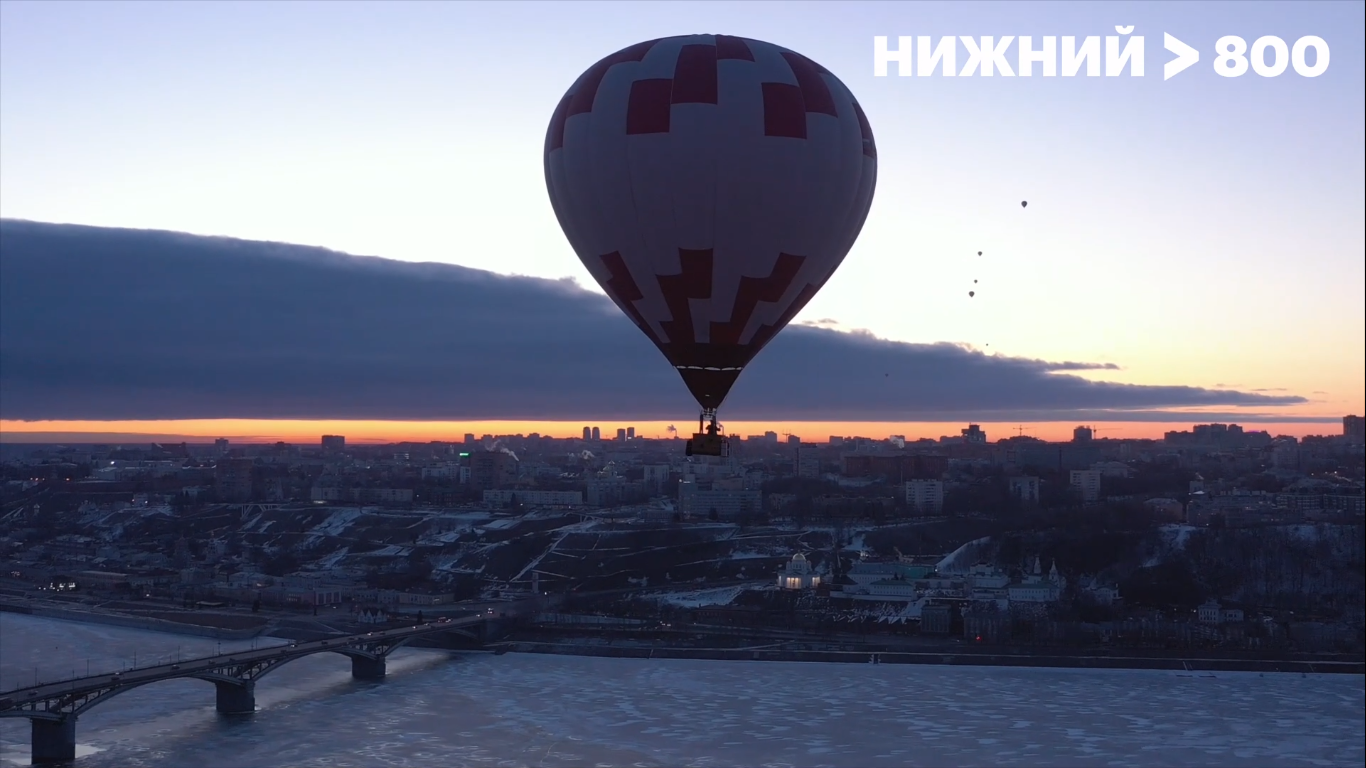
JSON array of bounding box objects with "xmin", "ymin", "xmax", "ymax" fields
[{"xmin": 1, "ymin": 612, "xmax": 1362, "ymax": 767}]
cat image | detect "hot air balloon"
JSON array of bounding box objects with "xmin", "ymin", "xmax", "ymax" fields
[{"xmin": 544, "ymin": 35, "xmax": 877, "ymax": 457}]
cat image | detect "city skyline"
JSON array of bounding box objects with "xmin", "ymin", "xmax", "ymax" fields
[{"xmin": 0, "ymin": 416, "xmax": 1355, "ymax": 446}]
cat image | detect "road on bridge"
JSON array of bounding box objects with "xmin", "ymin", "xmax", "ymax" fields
[{"xmin": 0, "ymin": 612, "xmax": 487, "ymax": 709}]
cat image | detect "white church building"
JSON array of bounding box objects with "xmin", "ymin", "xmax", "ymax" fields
[
  {"xmin": 777, "ymin": 552, "xmax": 822, "ymax": 590},
  {"xmin": 1006, "ymin": 556, "xmax": 1067, "ymax": 604}
]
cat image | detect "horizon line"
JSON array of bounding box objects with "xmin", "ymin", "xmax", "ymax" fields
[{"xmin": 1, "ymin": 416, "xmax": 1354, "ymax": 445}]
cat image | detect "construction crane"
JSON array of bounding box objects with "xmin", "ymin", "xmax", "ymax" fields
[{"xmin": 1014, "ymin": 425, "xmax": 1034, "ymax": 437}]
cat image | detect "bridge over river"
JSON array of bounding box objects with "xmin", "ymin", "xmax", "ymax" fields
[{"xmin": 1, "ymin": 613, "xmax": 495, "ymax": 764}]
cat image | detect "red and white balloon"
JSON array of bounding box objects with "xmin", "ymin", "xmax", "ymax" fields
[{"xmin": 544, "ymin": 35, "xmax": 877, "ymax": 411}]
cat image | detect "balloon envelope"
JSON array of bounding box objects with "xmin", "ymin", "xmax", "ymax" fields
[{"xmin": 544, "ymin": 35, "xmax": 878, "ymax": 410}]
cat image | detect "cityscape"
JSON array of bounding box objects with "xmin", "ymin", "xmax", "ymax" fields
[
  {"xmin": 3, "ymin": 416, "xmax": 1361, "ymax": 653},
  {"xmin": 2, "ymin": 0, "xmax": 1363, "ymax": 766}
]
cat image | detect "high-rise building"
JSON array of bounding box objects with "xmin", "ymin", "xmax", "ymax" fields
[
  {"xmin": 904, "ymin": 479, "xmax": 944, "ymax": 513},
  {"xmin": 469, "ymin": 450, "xmax": 517, "ymax": 491},
  {"xmin": 1008, "ymin": 476, "xmax": 1041, "ymax": 505},
  {"xmin": 788, "ymin": 434, "xmax": 801, "ymax": 445},
  {"xmin": 214, "ymin": 438, "xmax": 229, "ymax": 453},
  {"xmin": 215, "ymin": 458, "xmax": 255, "ymax": 502},
  {"xmin": 583, "ymin": 426, "xmax": 592, "ymax": 440},
  {"xmin": 321, "ymin": 435, "xmax": 346, "ymax": 452},
  {"xmin": 1072, "ymin": 426, "xmax": 1093, "ymax": 443},
  {"xmin": 464, "ymin": 433, "xmax": 476, "ymax": 445},
  {"xmin": 1190, "ymin": 423, "xmax": 1243, "ymax": 446},
  {"xmin": 1345, "ymin": 415, "xmax": 1365, "ymax": 444},
  {"xmin": 626, "ymin": 427, "xmax": 635, "ymax": 440},
  {"xmin": 616, "ymin": 428, "xmax": 628, "ymax": 441},
  {"xmin": 677, "ymin": 483, "xmax": 761, "ymax": 520},
  {"xmin": 1069, "ymin": 469, "xmax": 1102, "ymax": 503},
  {"xmin": 591, "ymin": 427, "xmax": 601, "ymax": 441},
  {"xmin": 843, "ymin": 454, "xmax": 948, "ymax": 480},
  {"xmin": 796, "ymin": 446, "xmax": 821, "ymax": 478},
  {"xmin": 1272, "ymin": 438, "xmax": 1300, "ymax": 470},
  {"xmin": 961, "ymin": 424, "xmax": 987, "ymax": 444},
  {"xmin": 643, "ymin": 464, "xmax": 670, "ymax": 494}
]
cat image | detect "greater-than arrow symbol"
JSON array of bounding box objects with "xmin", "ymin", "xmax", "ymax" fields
[{"xmin": 1164, "ymin": 33, "xmax": 1199, "ymax": 80}]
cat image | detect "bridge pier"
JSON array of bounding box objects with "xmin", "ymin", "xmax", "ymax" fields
[
  {"xmin": 351, "ymin": 655, "xmax": 386, "ymax": 680},
  {"xmin": 31, "ymin": 716, "xmax": 77, "ymax": 765},
  {"xmin": 214, "ymin": 680, "xmax": 256, "ymax": 715}
]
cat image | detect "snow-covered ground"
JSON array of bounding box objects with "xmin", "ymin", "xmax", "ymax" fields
[
  {"xmin": 480, "ymin": 518, "xmax": 522, "ymax": 531},
  {"xmin": 652, "ymin": 585, "xmax": 747, "ymax": 608},
  {"xmin": 1290, "ymin": 524, "xmax": 1324, "ymax": 541},
  {"xmin": 843, "ymin": 532, "xmax": 871, "ymax": 555},
  {"xmin": 1145, "ymin": 524, "xmax": 1199, "ymax": 566},
  {"xmin": 938, "ymin": 536, "xmax": 992, "ymax": 573},
  {"xmin": 420, "ymin": 528, "xmax": 469, "ymax": 545},
  {"xmin": 309, "ymin": 508, "xmax": 364, "ymax": 536},
  {"xmin": 1159, "ymin": 524, "xmax": 1197, "ymax": 546},
  {"xmin": 728, "ymin": 550, "xmax": 775, "ymax": 560},
  {"xmin": 314, "ymin": 546, "xmax": 349, "ymax": 569}
]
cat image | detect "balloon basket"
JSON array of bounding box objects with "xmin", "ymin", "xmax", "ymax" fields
[{"xmin": 685, "ymin": 433, "xmax": 730, "ymax": 457}]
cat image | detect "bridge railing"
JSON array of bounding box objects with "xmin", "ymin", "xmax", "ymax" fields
[
  {"xmin": 3, "ymin": 616, "xmax": 490, "ymax": 695},
  {"xmin": 2, "ymin": 636, "xmax": 296, "ymax": 693}
]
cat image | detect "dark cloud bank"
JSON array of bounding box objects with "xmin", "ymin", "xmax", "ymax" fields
[{"xmin": 0, "ymin": 220, "xmax": 1310, "ymax": 423}]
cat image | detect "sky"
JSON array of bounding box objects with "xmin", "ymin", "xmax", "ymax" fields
[
  {"xmin": 0, "ymin": 220, "xmax": 1342, "ymax": 443},
  {"xmin": 1, "ymin": 0, "xmax": 1363, "ymax": 443}
]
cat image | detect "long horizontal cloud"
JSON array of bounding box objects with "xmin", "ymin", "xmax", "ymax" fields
[{"xmin": 0, "ymin": 220, "xmax": 1306, "ymax": 422}]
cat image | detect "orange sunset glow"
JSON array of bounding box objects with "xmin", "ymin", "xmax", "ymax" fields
[{"xmin": 0, "ymin": 418, "xmax": 1345, "ymax": 445}]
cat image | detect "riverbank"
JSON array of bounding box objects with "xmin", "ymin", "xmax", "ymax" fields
[
  {"xmin": 0, "ymin": 599, "xmax": 274, "ymax": 641},
  {"xmin": 5, "ymin": 599, "xmax": 1361, "ymax": 675},
  {"xmin": 495, "ymin": 638, "xmax": 1365, "ymax": 675},
  {"xmin": 5, "ymin": 616, "xmax": 1359, "ymax": 768}
]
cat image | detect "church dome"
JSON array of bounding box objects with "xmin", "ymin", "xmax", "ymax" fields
[{"xmin": 792, "ymin": 552, "xmax": 807, "ymax": 562}]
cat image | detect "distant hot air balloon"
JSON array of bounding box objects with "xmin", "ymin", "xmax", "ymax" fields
[
  {"xmin": 545, "ymin": 35, "xmax": 877, "ymax": 456},
  {"xmin": 1021, "ymin": 201, "xmax": 1027, "ymax": 208}
]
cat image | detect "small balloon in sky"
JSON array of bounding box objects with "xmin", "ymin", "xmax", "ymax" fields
[
  {"xmin": 1021, "ymin": 201, "xmax": 1028, "ymax": 208},
  {"xmin": 977, "ymin": 251, "xmax": 982, "ymax": 256},
  {"xmin": 969, "ymin": 291, "xmax": 975, "ymax": 298},
  {"xmin": 974, "ymin": 279, "xmax": 978, "ymax": 284}
]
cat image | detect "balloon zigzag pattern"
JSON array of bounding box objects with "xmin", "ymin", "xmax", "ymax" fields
[{"xmin": 545, "ymin": 34, "xmax": 877, "ymax": 412}]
